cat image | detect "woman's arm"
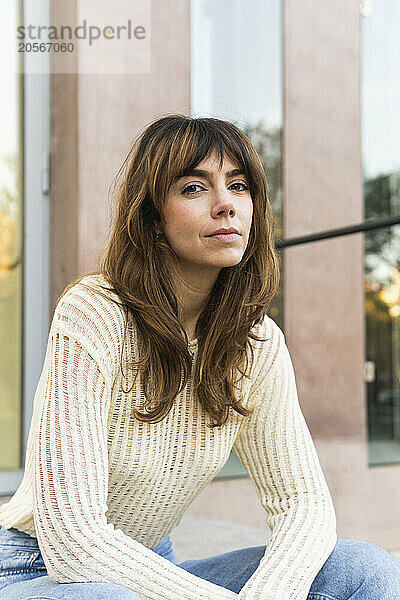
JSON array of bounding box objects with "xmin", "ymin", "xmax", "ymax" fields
[
  {"xmin": 33, "ymin": 323, "xmax": 237, "ymax": 600},
  {"xmin": 232, "ymin": 321, "xmax": 337, "ymax": 600}
]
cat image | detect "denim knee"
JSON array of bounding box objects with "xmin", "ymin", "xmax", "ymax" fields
[
  {"xmin": 0, "ymin": 578, "xmax": 143, "ymax": 600},
  {"xmin": 55, "ymin": 581, "xmax": 143, "ymax": 600},
  {"xmin": 310, "ymin": 538, "xmax": 400, "ymax": 599},
  {"xmin": 179, "ymin": 544, "xmax": 266, "ymax": 594},
  {"xmin": 24, "ymin": 590, "xmax": 141, "ymax": 600},
  {"xmin": 347, "ymin": 539, "xmax": 400, "ymax": 598}
]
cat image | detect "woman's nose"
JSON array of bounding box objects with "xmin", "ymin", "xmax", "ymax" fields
[
  {"xmin": 213, "ymin": 202, "xmax": 236, "ymax": 219},
  {"xmin": 211, "ymin": 186, "xmax": 237, "ymax": 214}
]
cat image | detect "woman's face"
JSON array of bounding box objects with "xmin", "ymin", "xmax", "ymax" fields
[{"xmin": 161, "ymin": 150, "xmax": 253, "ymax": 279}]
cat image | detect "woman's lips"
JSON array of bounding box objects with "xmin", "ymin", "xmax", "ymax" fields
[{"xmin": 206, "ymin": 233, "xmax": 240, "ymax": 242}]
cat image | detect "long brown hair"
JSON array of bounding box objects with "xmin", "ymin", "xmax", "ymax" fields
[{"xmin": 61, "ymin": 114, "xmax": 280, "ymax": 428}]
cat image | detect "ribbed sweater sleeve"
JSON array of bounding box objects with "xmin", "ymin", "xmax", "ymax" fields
[
  {"xmin": 232, "ymin": 321, "xmax": 337, "ymax": 600},
  {"xmin": 34, "ymin": 324, "xmax": 237, "ymax": 600}
]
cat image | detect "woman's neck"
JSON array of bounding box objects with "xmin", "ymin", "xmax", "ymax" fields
[{"xmin": 175, "ymin": 265, "xmax": 220, "ymax": 340}]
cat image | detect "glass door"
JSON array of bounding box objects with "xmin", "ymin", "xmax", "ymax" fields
[{"xmin": 0, "ymin": 0, "xmax": 50, "ymax": 495}]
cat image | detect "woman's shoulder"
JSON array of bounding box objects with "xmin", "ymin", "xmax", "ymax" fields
[
  {"xmin": 250, "ymin": 313, "xmax": 284, "ymax": 347},
  {"xmin": 50, "ymin": 272, "xmax": 127, "ymax": 382},
  {"xmin": 52, "ymin": 273, "xmax": 125, "ymax": 326},
  {"xmin": 248, "ymin": 313, "xmax": 285, "ymax": 380}
]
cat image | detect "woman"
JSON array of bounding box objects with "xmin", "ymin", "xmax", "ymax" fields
[{"xmin": 0, "ymin": 114, "xmax": 399, "ymax": 600}]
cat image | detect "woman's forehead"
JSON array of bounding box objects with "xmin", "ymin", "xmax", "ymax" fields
[
  {"xmin": 173, "ymin": 148, "xmax": 244, "ymax": 181},
  {"xmin": 192, "ymin": 150, "xmax": 240, "ymax": 170}
]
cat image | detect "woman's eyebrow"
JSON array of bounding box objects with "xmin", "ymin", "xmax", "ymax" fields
[{"xmin": 179, "ymin": 168, "xmax": 245, "ymax": 180}]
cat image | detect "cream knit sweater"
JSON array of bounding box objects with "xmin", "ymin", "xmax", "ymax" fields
[{"xmin": 0, "ymin": 274, "xmax": 337, "ymax": 600}]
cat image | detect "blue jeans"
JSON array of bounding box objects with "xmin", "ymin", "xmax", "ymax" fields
[{"xmin": 1, "ymin": 524, "xmax": 400, "ymax": 599}]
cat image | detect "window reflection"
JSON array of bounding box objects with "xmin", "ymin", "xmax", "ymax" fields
[
  {"xmin": 362, "ymin": 1, "xmax": 400, "ymax": 218},
  {"xmin": 365, "ymin": 172, "xmax": 400, "ymax": 221},
  {"xmin": 362, "ymin": 2, "xmax": 400, "ymax": 465},
  {"xmin": 242, "ymin": 120, "xmax": 283, "ymax": 328},
  {"xmin": 0, "ymin": 0, "xmax": 23, "ymax": 471},
  {"xmin": 365, "ymin": 225, "xmax": 400, "ymax": 464}
]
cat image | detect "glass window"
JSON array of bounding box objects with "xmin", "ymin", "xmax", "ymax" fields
[
  {"xmin": 362, "ymin": 2, "xmax": 400, "ymax": 464},
  {"xmin": 190, "ymin": 0, "xmax": 283, "ymax": 478},
  {"xmin": 0, "ymin": 1, "xmax": 23, "ymax": 470},
  {"xmin": 365, "ymin": 225, "xmax": 400, "ymax": 465},
  {"xmin": 361, "ymin": 1, "xmax": 400, "ymax": 219}
]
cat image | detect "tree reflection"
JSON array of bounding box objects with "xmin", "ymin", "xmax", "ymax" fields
[
  {"xmin": 0, "ymin": 151, "xmax": 20, "ymax": 299},
  {"xmin": 241, "ymin": 119, "xmax": 283, "ymax": 328},
  {"xmin": 364, "ymin": 170, "xmax": 400, "ymax": 445}
]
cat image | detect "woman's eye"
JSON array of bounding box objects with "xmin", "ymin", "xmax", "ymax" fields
[
  {"xmin": 182, "ymin": 184, "xmax": 203, "ymax": 194},
  {"xmin": 230, "ymin": 182, "xmax": 249, "ymax": 191}
]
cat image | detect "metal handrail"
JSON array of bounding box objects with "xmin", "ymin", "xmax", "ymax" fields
[{"xmin": 276, "ymin": 214, "xmax": 400, "ymax": 249}]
